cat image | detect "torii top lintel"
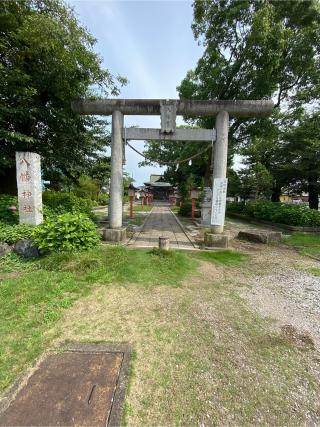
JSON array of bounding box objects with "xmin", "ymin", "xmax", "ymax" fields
[{"xmin": 71, "ymin": 98, "xmax": 274, "ymax": 118}]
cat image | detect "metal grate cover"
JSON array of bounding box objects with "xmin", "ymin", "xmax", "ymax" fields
[{"xmin": 0, "ymin": 344, "xmax": 131, "ymax": 427}]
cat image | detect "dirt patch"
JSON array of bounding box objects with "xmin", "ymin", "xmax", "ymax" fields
[
  {"xmin": 281, "ymin": 325, "xmax": 315, "ymax": 350},
  {"xmin": 196, "ymin": 260, "xmax": 224, "ymax": 282},
  {"xmin": 0, "ymin": 272, "xmax": 22, "ymax": 280}
]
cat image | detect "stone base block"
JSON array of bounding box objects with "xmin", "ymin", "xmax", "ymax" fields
[
  {"xmin": 238, "ymin": 230, "xmax": 282, "ymax": 244},
  {"xmin": 159, "ymin": 236, "xmax": 170, "ymax": 250},
  {"xmin": 204, "ymin": 233, "xmax": 229, "ymax": 248},
  {"xmin": 103, "ymin": 227, "xmax": 127, "ymax": 243}
]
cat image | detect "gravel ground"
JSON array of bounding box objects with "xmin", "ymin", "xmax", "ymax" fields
[
  {"xmin": 201, "ymin": 217, "xmax": 320, "ymax": 351},
  {"xmin": 243, "ymin": 269, "xmax": 320, "ymax": 350},
  {"xmin": 222, "ymin": 216, "xmax": 320, "ymax": 351},
  {"xmin": 175, "ymin": 215, "xmax": 320, "ymax": 351}
]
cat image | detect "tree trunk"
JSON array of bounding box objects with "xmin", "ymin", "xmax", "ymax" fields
[
  {"xmin": 271, "ymin": 182, "xmax": 281, "ymax": 202},
  {"xmin": 0, "ymin": 167, "xmax": 17, "ymax": 195},
  {"xmin": 308, "ymin": 175, "xmax": 319, "ymax": 210}
]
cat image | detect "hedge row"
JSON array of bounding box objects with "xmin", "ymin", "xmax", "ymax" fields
[
  {"xmin": 0, "ymin": 192, "xmax": 95, "ymax": 225},
  {"xmin": 227, "ymin": 200, "xmax": 320, "ymax": 227},
  {"xmin": 42, "ymin": 191, "xmax": 95, "ymax": 215}
]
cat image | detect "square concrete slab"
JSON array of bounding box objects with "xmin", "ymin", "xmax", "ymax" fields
[{"xmin": 0, "ymin": 344, "xmax": 131, "ymax": 427}]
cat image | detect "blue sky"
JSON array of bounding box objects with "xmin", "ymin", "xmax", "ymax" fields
[{"xmin": 67, "ymin": 0, "xmax": 204, "ymax": 185}]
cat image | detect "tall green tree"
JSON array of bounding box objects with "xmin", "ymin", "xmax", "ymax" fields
[
  {"xmin": 143, "ymin": 0, "xmax": 320, "ymax": 205},
  {"xmin": 0, "ymin": 0, "xmax": 126, "ymax": 193},
  {"xmin": 180, "ymin": 0, "xmax": 320, "ymax": 106},
  {"xmin": 281, "ymin": 110, "xmax": 320, "ymax": 209}
]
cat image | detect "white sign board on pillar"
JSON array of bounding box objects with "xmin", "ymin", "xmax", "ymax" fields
[
  {"xmin": 210, "ymin": 178, "xmax": 228, "ymax": 226},
  {"xmin": 16, "ymin": 152, "xmax": 43, "ymax": 225}
]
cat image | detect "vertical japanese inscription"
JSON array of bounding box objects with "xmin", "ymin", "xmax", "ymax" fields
[
  {"xmin": 16, "ymin": 152, "xmax": 43, "ymax": 225},
  {"xmin": 211, "ymin": 178, "xmax": 228, "ymax": 226},
  {"xmin": 160, "ymin": 100, "xmax": 177, "ymax": 134}
]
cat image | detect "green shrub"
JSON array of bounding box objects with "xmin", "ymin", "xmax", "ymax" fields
[
  {"xmin": 227, "ymin": 200, "xmax": 320, "ymax": 227},
  {"xmin": 178, "ymin": 201, "xmax": 201, "ymax": 217},
  {"xmin": 33, "ymin": 212, "xmax": 100, "ymax": 252},
  {"xmin": 0, "ymin": 194, "xmax": 19, "ymax": 224},
  {"xmin": 42, "ymin": 191, "xmax": 94, "ymax": 215},
  {"xmin": 226, "ymin": 201, "xmax": 245, "ymax": 213},
  {"xmin": 97, "ymin": 193, "xmax": 108, "ymax": 205},
  {"xmin": 0, "ymin": 222, "xmax": 35, "ymax": 244}
]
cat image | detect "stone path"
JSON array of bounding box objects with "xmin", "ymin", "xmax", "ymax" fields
[{"xmin": 128, "ymin": 204, "xmax": 195, "ymax": 249}]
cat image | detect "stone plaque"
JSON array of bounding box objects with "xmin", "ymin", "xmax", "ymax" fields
[
  {"xmin": 211, "ymin": 178, "xmax": 228, "ymax": 226},
  {"xmin": 160, "ymin": 100, "xmax": 177, "ymax": 134},
  {"xmin": 16, "ymin": 152, "xmax": 43, "ymax": 225}
]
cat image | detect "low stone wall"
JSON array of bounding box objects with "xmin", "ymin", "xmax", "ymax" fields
[{"xmin": 227, "ymin": 212, "xmax": 320, "ymax": 233}]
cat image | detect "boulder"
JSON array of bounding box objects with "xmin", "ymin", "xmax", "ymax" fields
[
  {"xmin": 0, "ymin": 242, "xmax": 12, "ymax": 257},
  {"xmin": 238, "ymin": 230, "xmax": 282, "ymax": 244},
  {"xmin": 13, "ymin": 239, "xmax": 39, "ymax": 258}
]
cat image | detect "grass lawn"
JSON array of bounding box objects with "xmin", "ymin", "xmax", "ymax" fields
[
  {"xmin": 132, "ymin": 204, "xmax": 153, "ymax": 213},
  {"xmin": 0, "ymin": 246, "xmax": 319, "ymax": 425},
  {"xmin": 284, "ymin": 232, "xmax": 320, "ymax": 259},
  {"xmin": 193, "ymin": 249, "xmax": 250, "ymax": 265}
]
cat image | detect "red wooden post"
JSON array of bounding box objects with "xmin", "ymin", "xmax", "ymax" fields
[
  {"xmin": 128, "ymin": 186, "xmax": 135, "ymax": 219},
  {"xmin": 141, "ymin": 191, "xmax": 145, "ymax": 210},
  {"xmin": 129, "ymin": 196, "xmax": 133, "ymax": 218}
]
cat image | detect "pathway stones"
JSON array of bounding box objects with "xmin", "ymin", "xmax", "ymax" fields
[{"xmin": 129, "ymin": 204, "xmax": 195, "ymax": 250}]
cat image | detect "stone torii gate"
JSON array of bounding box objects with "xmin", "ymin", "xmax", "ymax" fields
[{"xmin": 72, "ymin": 99, "xmax": 273, "ymax": 243}]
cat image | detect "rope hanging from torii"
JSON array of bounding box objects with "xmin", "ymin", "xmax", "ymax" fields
[{"xmin": 126, "ymin": 140, "xmax": 212, "ymax": 166}]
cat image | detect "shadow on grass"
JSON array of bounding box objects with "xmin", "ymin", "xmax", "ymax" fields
[{"xmin": 191, "ymin": 249, "xmax": 250, "ymax": 266}]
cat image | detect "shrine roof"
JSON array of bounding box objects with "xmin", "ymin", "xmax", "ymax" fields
[{"xmin": 144, "ymin": 182, "xmax": 172, "ymax": 188}]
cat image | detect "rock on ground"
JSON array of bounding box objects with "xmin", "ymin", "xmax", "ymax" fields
[
  {"xmin": 13, "ymin": 239, "xmax": 39, "ymax": 258},
  {"xmin": 0, "ymin": 242, "xmax": 12, "ymax": 257}
]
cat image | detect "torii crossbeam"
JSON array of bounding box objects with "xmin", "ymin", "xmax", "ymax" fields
[{"xmin": 72, "ymin": 98, "xmax": 273, "ymax": 242}]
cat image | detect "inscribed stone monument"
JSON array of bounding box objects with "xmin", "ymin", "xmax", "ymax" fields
[
  {"xmin": 16, "ymin": 152, "xmax": 43, "ymax": 225},
  {"xmin": 211, "ymin": 178, "xmax": 228, "ymax": 226},
  {"xmin": 200, "ymin": 187, "xmax": 212, "ymax": 225}
]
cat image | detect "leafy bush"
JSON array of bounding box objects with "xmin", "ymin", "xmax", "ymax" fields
[
  {"xmin": 0, "ymin": 194, "xmax": 19, "ymax": 224},
  {"xmin": 226, "ymin": 201, "xmax": 245, "ymax": 213},
  {"xmin": 227, "ymin": 200, "xmax": 320, "ymax": 227},
  {"xmin": 178, "ymin": 201, "xmax": 201, "ymax": 217},
  {"xmin": 97, "ymin": 193, "xmax": 108, "ymax": 205},
  {"xmin": 42, "ymin": 191, "xmax": 94, "ymax": 215},
  {"xmin": 33, "ymin": 212, "xmax": 100, "ymax": 252},
  {"xmin": 0, "ymin": 222, "xmax": 35, "ymax": 244}
]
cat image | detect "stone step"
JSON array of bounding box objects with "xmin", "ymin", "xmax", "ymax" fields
[{"xmin": 238, "ymin": 230, "xmax": 282, "ymax": 244}]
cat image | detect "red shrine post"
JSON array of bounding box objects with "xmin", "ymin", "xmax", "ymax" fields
[
  {"xmin": 128, "ymin": 185, "xmax": 135, "ymax": 219},
  {"xmin": 141, "ymin": 190, "xmax": 145, "ymax": 210},
  {"xmin": 190, "ymin": 188, "xmax": 200, "ymax": 220}
]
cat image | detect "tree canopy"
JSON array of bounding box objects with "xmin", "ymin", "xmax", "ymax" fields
[
  {"xmin": 0, "ymin": 0, "xmax": 126, "ymax": 192},
  {"xmin": 143, "ymin": 0, "xmax": 320, "ymax": 206}
]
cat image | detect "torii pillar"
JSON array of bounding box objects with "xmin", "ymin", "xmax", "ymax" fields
[
  {"xmin": 72, "ymin": 99, "xmax": 273, "ymax": 243},
  {"xmin": 109, "ymin": 110, "xmax": 123, "ymax": 229}
]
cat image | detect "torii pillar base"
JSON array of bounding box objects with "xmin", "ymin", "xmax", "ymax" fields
[
  {"xmin": 204, "ymin": 233, "xmax": 229, "ymax": 249},
  {"xmin": 103, "ymin": 227, "xmax": 127, "ymax": 243}
]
